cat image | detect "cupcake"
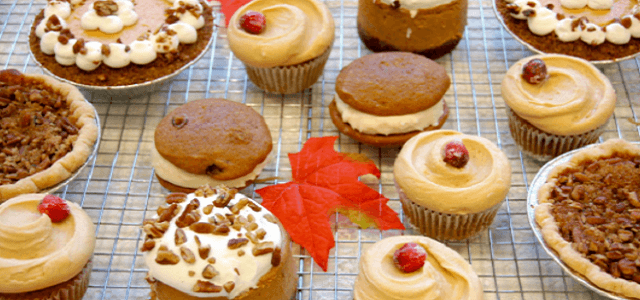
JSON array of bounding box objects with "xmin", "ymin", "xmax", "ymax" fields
[
  {"xmin": 0, "ymin": 69, "xmax": 99, "ymax": 202},
  {"xmin": 329, "ymin": 52, "xmax": 450, "ymax": 147},
  {"xmin": 535, "ymin": 139, "xmax": 640, "ymax": 298},
  {"xmin": 394, "ymin": 130, "xmax": 511, "ymax": 240},
  {"xmin": 152, "ymin": 98, "xmax": 273, "ymax": 193},
  {"xmin": 226, "ymin": 0, "xmax": 335, "ymax": 94},
  {"xmin": 141, "ymin": 184, "xmax": 297, "ymax": 300},
  {"xmin": 357, "ymin": 0, "xmax": 467, "ymax": 59},
  {"xmin": 29, "ymin": 0, "xmax": 215, "ymax": 87},
  {"xmin": 353, "ymin": 235, "xmax": 484, "ymax": 299},
  {"xmin": 501, "ymin": 54, "xmax": 616, "ymax": 161},
  {"xmin": 0, "ymin": 194, "xmax": 96, "ymax": 300}
]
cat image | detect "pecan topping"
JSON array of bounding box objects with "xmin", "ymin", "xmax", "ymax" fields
[
  {"xmin": 188, "ymin": 271, "xmax": 195, "ymax": 277},
  {"xmin": 228, "ymin": 238, "xmax": 249, "ymax": 249},
  {"xmin": 252, "ymin": 241, "xmax": 275, "ymax": 256},
  {"xmin": 238, "ymin": 250, "xmax": 245, "ymax": 257},
  {"xmin": 263, "ymin": 214, "xmax": 278, "ymax": 224},
  {"xmin": 45, "ymin": 15, "xmax": 63, "ymax": 32},
  {"xmin": 247, "ymin": 202, "xmax": 262, "ymax": 212},
  {"xmin": 213, "ymin": 187, "xmax": 237, "ymax": 207},
  {"xmin": 143, "ymin": 220, "xmax": 170, "ymax": 238},
  {"xmin": 175, "ymin": 199, "xmax": 201, "ymax": 228},
  {"xmin": 190, "ymin": 222, "xmax": 216, "ymax": 234},
  {"xmin": 548, "ymin": 153, "xmax": 640, "ymax": 283},
  {"xmin": 156, "ymin": 245, "xmax": 180, "ymax": 265},
  {"xmin": 199, "ymin": 244, "xmax": 211, "ymax": 259},
  {"xmin": 94, "ymin": 0, "xmax": 119, "ymax": 16},
  {"xmin": 255, "ymin": 228, "xmax": 267, "ymax": 240},
  {"xmin": 193, "ymin": 280, "xmax": 222, "ymax": 293},
  {"xmin": 140, "ymin": 238, "xmax": 156, "ymax": 252},
  {"xmin": 166, "ymin": 192, "xmax": 187, "ymax": 204},
  {"xmin": 230, "ymin": 198, "xmax": 250, "ymax": 214},
  {"xmin": 157, "ymin": 203, "xmax": 179, "ymax": 222},
  {"xmin": 180, "ymin": 246, "xmax": 196, "ymax": 264},
  {"xmin": 223, "ymin": 281, "xmax": 235, "ymax": 293},
  {"xmin": 175, "ymin": 228, "xmax": 187, "ymax": 245},
  {"xmin": 271, "ymin": 247, "xmax": 282, "ymax": 267},
  {"xmin": 202, "ymin": 264, "xmax": 219, "ymax": 279},
  {"xmin": 207, "ymin": 257, "xmax": 216, "ymax": 264},
  {"xmin": 203, "ymin": 204, "xmax": 214, "ymax": 215}
]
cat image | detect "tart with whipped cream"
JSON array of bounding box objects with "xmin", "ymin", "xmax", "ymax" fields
[
  {"xmin": 353, "ymin": 235, "xmax": 484, "ymax": 300},
  {"xmin": 227, "ymin": 0, "xmax": 335, "ymax": 94},
  {"xmin": 0, "ymin": 194, "xmax": 96, "ymax": 300},
  {"xmin": 501, "ymin": 54, "xmax": 616, "ymax": 160},
  {"xmin": 152, "ymin": 98, "xmax": 272, "ymax": 192},
  {"xmin": 0, "ymin": 69, "xmax": 98, "ymax": 202},
  {"xmin": 141, "ymin": 185, "xmax": 297, "ymax": 300},
  {"xmin": 29, "ymin": 0, "xmax": 214, "ymax": 87},
  {"xmin": 394, "ymin": 130, "xmax": 512, "ymax": 240},
  {"xmin": 329, "ymin": 52, "xmax": 449, "ymax": 147},
  {"xmin": 358, "ymin": 0, "xmax": 468, "ymax": 59},
  {"xmin": 535, "ymin": 139, "xmax": 640, "ymax": 298},
  {"xmin": 495, "ymin": 0, "xmax": 640, "ymax": 60}
]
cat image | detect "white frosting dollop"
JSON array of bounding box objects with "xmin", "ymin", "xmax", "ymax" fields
[
  {"xmin": 75, "ymin": 41, "xmax": 103, "ymax": 71},
  {"xmin": 36, "ymin": 15, "xmax": 67, "ymax": 38},
  {"xmin": 40, "ymin": 31, "xmax": 60, "ymax": 55},
  {"xmin": 129, "ymin": 40, "xmax": 157, "ymax": 64},
  {"xmin": 506, "ymin": 0, "xmax": 639, "ymax": 45},
  {"xmin": 334, "ymin": 95, "xmax": 445, "ymax": 136},
  {"xmin": 44, "ymin": 0, "xmax": 71, "ymax": 19},
  {"xmin": 173, "ymin": 0, "xmax": 205, "ymax": 29},
  {"xmin": 169, "ymin": 22, "xmax": 198, "ymax": 43},
  {"xmin": 143, "ymin": 189, "xmax": 283, "ymax": 298},
  {"xmin": 152, "ymin": 30, "xmax": 180, "ymax": 53},
  {"xmin": 54, "ymin": 38, "xmax": 77, "ymax": 66},
  {"xmin": 80, "ymin": 0, "xmax": 138, "ymax": 34},
  {"xmin": 103, "ymin": 43, "xmax": 131, "ymax": 68}
]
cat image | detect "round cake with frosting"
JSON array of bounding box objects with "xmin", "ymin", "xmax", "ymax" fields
[
  {"xmin": 141, "ymin": 184, "xmax": 296, "ymax": 300},
  {"xmin": 501, "ymin": 54, "xmax": 616, "ymax": 160},
  {"xmin": 226, "ymin": 0, "xmax": 335, "ymax": 94},
  {"xmin": 329, "ymin": 52, "xmax": 450, "ymax": 147},
  {"xmin": 29, "ymin": 0, "xmax": 214, "ymax": 87},
  {"xmin": 394, "ymin": 130, "xmax": 511, "ymax": 240},
  {"xmin": 357, "ymin": 0, "xmax": 467, "ymax": 59},
  {"xmin": 0, "ymin": 194, "xmax": 96, "ymax": 300},
  {"xmin": 353, "ymin": 235, "xmax": 484, "ymax": 300},
  {"xmin": 495, "ymin": 0, "xmax": 640, "ymax": 60}
]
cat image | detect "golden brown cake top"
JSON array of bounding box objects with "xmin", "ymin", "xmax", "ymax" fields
[
  {"xmin": 154, "ymin": 98, "xmax": 272, "ymax": 180},
  {"xmin": 336, "ymin": 52, "xmax": 450, "ymax": 116}
]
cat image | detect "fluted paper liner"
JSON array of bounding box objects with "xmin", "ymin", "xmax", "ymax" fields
[
  {"xmin": 0, "ymin": 261, "xmax": 92, "ymax": 300},
  {"xmin": 397, "ymin": 184, "xmax": 503, "ymax": 241},
  {"xmin": 243, "ymin": 45, "xmax": 332, "ymax": 94},
  {"xmin": 506, "ymin": 107, "xmax": 607, "ymax": 161}
]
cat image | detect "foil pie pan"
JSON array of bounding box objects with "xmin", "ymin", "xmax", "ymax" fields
[{"xmin": 527, "ymin": 142, "xmax": 640, "ymax": 300}]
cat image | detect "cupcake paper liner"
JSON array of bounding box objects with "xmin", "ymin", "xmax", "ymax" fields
[
  {"xmin": 0, "ymin": 261, "xmax": 92, "ymax": 300},
  {"xmin": 506, "ymin": 107, "xmax": 607, "ymax": 161},
  {"xmin": 397, "ymin": 184, "xmax": 503, "ymax": 241},
  {"xmin": 243, "ymin": 45, "xmax": 333, "ymax": 94}
]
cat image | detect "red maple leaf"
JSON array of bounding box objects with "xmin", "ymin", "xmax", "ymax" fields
[
  {"xmin": 218, "ymin": 0, "xmax": 252, "ymax": 27},
  {"xmin": 256, "ymin": 136, "xmax": 404, "ymax": 271}
]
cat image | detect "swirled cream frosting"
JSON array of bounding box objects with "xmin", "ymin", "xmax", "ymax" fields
[
  {"xmin": 227, "ymin": 0, "xmax": 335, "ymax": 68},
  {"xmin": 394, "ymin": 130, "xmax": 511, "ymax": 214},
  {"xmin": 0, "ymin": 194, "xmax": 96, "ymax": 293},
  {"xmin": 501, "ymin": 54, "xmax": 616, "ymax": 136},
  {"xmin": 353, "ymin": 235, "xmax": 484, "ymax": 300}
]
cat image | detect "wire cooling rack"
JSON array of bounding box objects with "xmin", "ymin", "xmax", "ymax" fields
[{"xmin": 2, "ymin": 0, "xmax": 640, "ymax": 299}]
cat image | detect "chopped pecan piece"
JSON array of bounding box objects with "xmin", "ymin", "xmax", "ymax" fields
[
  {"xmin": 230, "ymin": 198, "xmax": 250, "ymax": 214},
  {"xmin": 175, "ymin": 228, "xmax": 187, "ymax": 246},
  {"xmin": 156, "ymin": 245, "xmax": 180, "ymax": 265},
  {"xmin": 166, "ymin": 192, "xmax": 187, "ymax": 204},
  {"xmin": 190, "ymin": 222, "xmax": 216, "ymax": 234},
  {"xmin": 175, "ymin": 199, "xmax": 201, "ymax": 228},
  {"xmin": 180, "ymin": 246, "xmax": 196, "ymax": 264},
  {"xmin": 193, "ymin": 280, "xmax": 222, "ymax": 293},
  {"xmin": 271, "ymin": 247, "xmax": 282, "ymax": 267},
  {"xmin": 252, "ymin": 241, "xmax": 275, "ymax": 256},
  {"xmin": 199, "ymin": 244, "xmax": 211, "ymax": 259},
  {"xmin": 228, "ymin": 238, "xmax": 249, "ymax": 249},
  {"xmin": 223, "ymin": 281, "xmax": 235, "ymax": 293},
  {"xmin": 263, "ymin": 214, "xmax": 278, "ymax": 224},
  {"xmin": 202, "ymin": 264, "xmax": 218, "ymax": 279}
]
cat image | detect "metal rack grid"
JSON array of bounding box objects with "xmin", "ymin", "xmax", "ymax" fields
[{"xmin": 2, "ymin": 0, "xmax": 640, "ymax": 299}]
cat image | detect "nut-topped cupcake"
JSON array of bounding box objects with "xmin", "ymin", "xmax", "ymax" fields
[
  {"xmin": 227, "ymin": 0, "xmax": 335, "ymax": 94},
  {"xmin": 141, "ymin": 185, "xmax": 296, "ymax": 300},
  {"xmin": 0, "ymin": 194, "xmax": 96, "ymax": 300},
  {"xmin": 394, "ymin": 130, "xmax": 511, "ymax": 240},
  {"xmin": 353, "ymin": 235, "xmax": 483, "ymax": 299},
  {"xmin": 502, "ymin": 54, "xmax": 616, "ymax": 160}
]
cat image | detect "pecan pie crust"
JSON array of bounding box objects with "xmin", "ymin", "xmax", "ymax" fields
[
  {"xmin": 535, "ymin": 139, "xmax": 640, "ymax": 298},
  {"xmin": 0, "ymin": 69, "xmax": 98, "ymax": 202}
]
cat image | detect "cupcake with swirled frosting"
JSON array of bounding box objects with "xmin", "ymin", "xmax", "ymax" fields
[
  {"xmin": 0, "ymin": 194, "xmax": 96, "ymax": 300},
  {"xmin": 353, "ymin": 235, "xmax": 484, "ymax": 300},
  {"xmin": 227, "ymin": 0, "xmax": 335, "ymax": 94},
  {"xmin": 501, "ymin": 54, "xmax": 616, "ymax": 160},
  {"xmin": 394, "ymin": 130, "xmax": 511, "ymax": 240}
]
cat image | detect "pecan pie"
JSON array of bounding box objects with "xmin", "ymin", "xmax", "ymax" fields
[
  {"xmin": 535, "ymin": 139, "xmax": 640, "ymax": 298},
  {"xmin": 0, "ymin": 69, "xmax": 98, "ymax": 202}
]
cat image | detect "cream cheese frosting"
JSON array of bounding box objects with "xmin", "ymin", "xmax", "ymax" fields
[
  {"xmin": 142, "ymin": 187, "xmax": 284, "ymax": 298},
  {"xmin": 334, "ymin": 94, "xmax": 446, "ymax": 136},
  {"xmin": 394, "ymin": 130, "xmax": 511, "ymax": 214},
  {"xmin": 227, "ymin": 0, "xmax": 335, "ymax": 68},
  {"xmin": 505, "ymin": 0, "xmax": 640, "ymax": 45},
  {"xmin": 353, "ymin": 235, "xmax": 484, "ymax": 300},
  {"xmin": 0, "ymin": 194, "xmax": 96, "ymax": 293},
  {"xmin": 379, "ymin": 0, "xmax": 457, "ymax": 17},
  {"xmin": 501, "ymin": 54, "xmax": 616, "ymax": 136},
  {"xmin": 151, "ymin": 146, "xmax": 271, "ymax": 189},
  {"xmin": 35, "ymin": 0, "xmax": 208, "ymax": 71}
]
